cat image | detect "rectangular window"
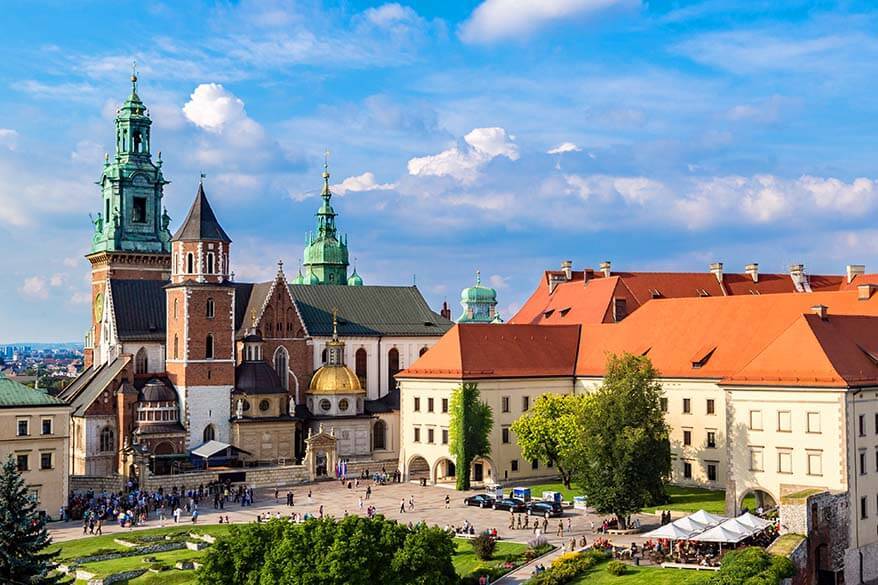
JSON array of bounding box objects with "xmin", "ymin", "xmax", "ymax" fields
[
  {"xmin": 861, "ymin": 451, "xmax": 868, "ymax": 475},
  {"xmin": 706, "ymin": 431, "xmax": 716, "ymax": 449},
  {"xmin": 750, "ymin": 449, "xmax": 764, "ymax": 471},
  {"xmin": 16, "ymin": 419, "xmax": 28, "ymax": 437},
  {"xmin": 40, "ymin": 452, "xmax": 52, "ymax": 470},
  {"xmin": 749, "ymin": 410, "xmax": 763, "ymax": 431},
  {"xmin": 875, "ymin": 413, "xmax": 878, "ymax": 435},
  {"xmin": 860, "ymin": 414, "xmax": 866, "ymax": 437},
  {"xmin": 522, "ymin": 396, "xmax": 530, "ymax": 411},
  {"xmin": 862, "ymin": 496, "xmax": 868, "ymax": 520},
  {"xmin": 427, "ymin": 398, "xmax": 434, "ymax": 413},
  {"xmin": 427, "ymin": 428, "xmax": 434, "ymax": 444},
  {"xmin": 707, "ymin": 463, "xmax": 717, "ymax": 482},
  {"xmin": 778, "ymin": 450, "xmax": 793, "ymax": 474},
  {"xmin": 441, "ymin": 398, "xmax": 448, "ymax": 413},
  {"xmin": 413, "ymin": 397, "xmax": 420, "ymax": 412},
  {"xmin": 41, "ymin": 419, "xmax": 52, "ymax": 435},
  {"xmin": 532, "ymin": 459, "xmax": 539, "ymax": 470},
  {"xmin": 511, "ymin": 460, "xmax": 518, "ymax": 472},
  {"xmin": 132, "ymin": 196, "xmax": 147, "ymax": 223},
  {"xmin": 442, "ymin": 429, "xmax": 448, "ymax": 445},
  {"xmin": 413, "ymin": 427, "xmax": 420, "ymax": 442},
  {"xmin": 706, "ymin": 399, "xmax": 715, "ymax": 415},
  {"xmin": 502, "ymin": 427, "xmax": 510, "ymax": 444},
  {"xmin": 807, "ymin": 412, "xmax": 821, "ymax": 434},
  {"xmin": 502, "ymin": 396, "xmax": 510, "ymax": 413},
  {"xmin": 660, "ymin": 397, "xmax": 668, "ymax": 413},
  {"xmin": 16, "ymin": 454, "xmax": 28, "ymax": 472},
  {"xmin": 808, "ymin": 452, "xmax": 823, "ymax": 476},
  {"xmin": 778, "ymin": 411, "xmax": 792, "ymax": 432},
  {"xmin": 683, "ymin": 430, "xmax": 692, "ymax": 446},
  {"xmin": 683, "ymin": 461, "xmax": 692, "ymax": 479},
  {"xmin": 683, "ymin": 398, "xmax": 691, "ymax": 414}
]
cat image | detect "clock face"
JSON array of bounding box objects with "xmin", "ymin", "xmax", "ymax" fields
[{"xmin": 94, "ymin": 292, "xmax": 104, "ymax": 322}]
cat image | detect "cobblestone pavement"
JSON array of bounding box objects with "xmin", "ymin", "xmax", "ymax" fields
[{"xmin": 49, "ymin": 479, "xmax": 660, "ymax": 564}]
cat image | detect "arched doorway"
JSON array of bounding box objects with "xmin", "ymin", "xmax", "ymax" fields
[
  {"xmin": 739, "ymin": 488, "xmax": 777, "ymax": 514},
  {"xmin": 471, "ymin": 456, "xmax": 494, "ymax": 484},
  {"xmin": 433, "ymin": 458, "xmax": 456, "ymax": 484},
  {"xmin": 153, "ymin": 441, "xmax": 175, "ymax": 475},
  {"xmin": 408, "ymin": 455, "xmax": 430, "ymax": 482},
  {"xmin": 387, "ymin": 348, "xmax": 400, "ymax": 392},
  {"xmin": 372, "ymin": 420, "xmax": 386, "ymax": 450},
  {"xmin": 203, "ymin": 424, "xmax": 216, "ymax": 443}
]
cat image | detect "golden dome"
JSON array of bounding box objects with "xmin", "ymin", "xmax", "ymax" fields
[{"xmin": 308, "ymin": 364, "xmax": 365, "ymax": 395}]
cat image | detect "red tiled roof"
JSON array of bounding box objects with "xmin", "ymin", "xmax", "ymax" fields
[{"xmin": 398, "ymin": 323, "xmax": 581, "ymax": 380}]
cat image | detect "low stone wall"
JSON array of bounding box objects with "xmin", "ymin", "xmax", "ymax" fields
[{"xmin": 70, "ymin": 475, "xmax": 124, "ymax": 494}]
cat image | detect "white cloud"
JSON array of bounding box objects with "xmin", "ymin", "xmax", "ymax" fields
[
  {"xmin": 332, "ymin": 172, "xmax": 396, "ymax": 195},
  {"xmin": 0, "ymin": 129, "xmax": 19, "ymax": 151},
  {"xmin": 183, "ymin": 83, "xmax": 251, "ymax": 133},
  {"xmin": 564, "ymin": 174, "xmax": 670, "ymax": 205},
  {"xmin": 49, "ymin": 273, "xmax": 65, "ymax": 287},
  {"xmin": 19, "ymin": 276, "xmax": 48, "ymax": 300},
  {"xmin": 69, "ymin": 291, "xmax": 91, "ymax": 305},
  {"xmin": 63, "ymin": 257, "xmax": 80, "ymax": 268},
  {"xmin": 363, "ymin": 3, "xmax": 421, "ymax": 28},
  {"xmin": 547, "ymin": 142, "xmax": 581, "ymax": 154},
  {"xmin": 407, "ymin": 127, "xmax": 519, "ymax": 183},
  {"xmin": 70, "ymin": 140, "xmax": 104, "ymax": 164},
  {"xmin": 459, "ymin": 0, "xmax": 636, "ymax": 43},
  {"xmin": 488, "ymin": 274, "xmax": 509, "ymax": 289}
]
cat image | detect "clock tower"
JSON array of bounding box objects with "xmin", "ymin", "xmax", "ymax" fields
[{"xmin": 84, "ymin": 72, "xmax": 172, "ymax": 368}]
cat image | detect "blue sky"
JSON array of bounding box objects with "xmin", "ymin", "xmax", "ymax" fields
[{"xmin": 2, "ymin": 0, "xmax": 878, "ymax": 342}]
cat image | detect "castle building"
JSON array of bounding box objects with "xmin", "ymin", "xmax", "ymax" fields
[
  {"xmin": 457, "ymin": 271, "xmax": 502, "ymax": 323},
  {"xmin": 64, "ymin": 77, "xmax": 451, "ymax": 482}
]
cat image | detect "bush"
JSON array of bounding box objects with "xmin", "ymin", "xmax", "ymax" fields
[
  {"xmin": 707, "ymin": 547, "xmax": 796, "ymax": 585},
  {"xmin": 530, "ymin": 550, "xmax": 609, "ymax": 585},
  {"xmin": 606, "ymin": 560, "xmax": 627, "ymax": 576},
  {"xmin": 470, "ymin": 533, "xmax": 497, "ymax": 561}
]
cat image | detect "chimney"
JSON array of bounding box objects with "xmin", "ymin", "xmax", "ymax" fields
[
  {"xmin": 858, "ymin": 284, "xmax": 878, "ymax": 301},
  {"xmin": 745, "ymin": 263, "xmax": 759, "ymax": 283},
  {"xmin": 560, "ymin": 260, "xmax": 573, "ymax": 281},
  {"xmin": 599, "ymin": 261, "xmax": 612, "ymax": 278},
  {"xmin": 810, "ymin": 304, "xmax": 828, "ymax": 320},
  {"xmin": 440, "ymin": 301, "xmax": 452, "ymax": 320},
  {"xmin": 583, "ymin": 268, "xmax": 594, "ymax": 285},
  {"xmin": 789, "ymin": 263, "xmax": 810, "ymax": 292},
  {"xmin": 709, "ymin": 262, "xmax": 723, "ymax": 283},
  {"xmin": 847, "ymin": 264, "xmax": 866, "ymax": 284}
]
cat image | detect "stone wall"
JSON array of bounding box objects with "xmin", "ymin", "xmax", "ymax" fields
[
  {"xmin": 780, "ymin": 489, "xmax": 849, "ymax": 583},
  {"xmin": 71, "ymin": 475, "xmax": 125, "ymax": 494}
]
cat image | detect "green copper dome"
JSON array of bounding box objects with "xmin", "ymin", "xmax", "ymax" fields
[
  {"xmin": 458, "ymin": 271, "xmax": 502, "ymax": 323},
  {"xmin": 348, "ymin": 268, "xmax": 363, "ymax": 287},
  {"xmin": 301, "ymin": 160, "xmax": 350, "ymax": 285}
]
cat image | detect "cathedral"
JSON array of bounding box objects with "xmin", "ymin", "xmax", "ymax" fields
[{"xmin": 62, "ymin": 75, "xmax": 452, "ymax": 480}]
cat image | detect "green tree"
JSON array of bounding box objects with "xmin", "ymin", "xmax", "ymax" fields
[
  {"xmin": 511, "ymin": 393, "xmax": 585, "ymax": 489},
  {"xmin": 0, "ymin": 455, "xmax": 67, "ymax": 585},
  {"xmin": 448, "ymin": 382, "xmax": 494, "ymax": 490},
  {"xmin": 706, "ymin": 547, "xmax": 795, "ymax": 585},
  {"xmin": 391, "ymin": 523, "xmax": 458, "ymax": 585},
  {"xmin": 573, "ymin": 353, "xmax": 670, "ymax": 528}
]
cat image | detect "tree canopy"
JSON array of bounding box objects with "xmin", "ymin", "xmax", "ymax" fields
[
  {"xmin": 573, "ymin": 353, "xmax": 670, "ymax": 528},
  {"xmin": 197, "ymin": 515, "xmax": 458, "ymax": 585},
  {"xmin": 448, "ymin": 382, "xmax": 493, "ymax": 490},
  {"xmin": 511, "ymin": 393, "xmax": 586, "ymax": 489},
  {"xmin": 0, "ymin": 455, "xmax": 67, "ymax": 585}
]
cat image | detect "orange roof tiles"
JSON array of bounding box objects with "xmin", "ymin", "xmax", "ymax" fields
[{"xmin": 398, "ymin": 323, "xmax": 581, "ymax": 380}]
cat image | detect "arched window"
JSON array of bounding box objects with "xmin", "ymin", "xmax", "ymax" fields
[
  {"xmin": 99, "ymin": 427, "xmax": 114, "ymax": 452},
  {"xmin": 274, "ymin": 347, "xmax": 289, "ymax": 391},
  {"xmin": 133, "ymin": 130, "xmax": 141, "ymax": 153},
  {"xmin": 355, "ymin": 348, "xmax": 367, "ymax": 386},
  {"xmin": 186, "ymin": 253, "xmax": 194, "ymax": 274},
  {"xmin": 173, "ymin": 334, "xmax": 179, "ymax": 359},
  {"xmin": 203, "ymin": 424, "xmax": 215, "ymax": 443},
  {"xmin": 387, "ymin": 348, "xmax": 400, "ymax": 392},
  {"xmin": 321, "ymin": 348, "xmax": 327, "ymax": 364},
  {"xmin": 206, "ymin": 253, "xmax": 215, "ymax": 274},
  {"xmin": 373, "ymin": 420, "xmax": 386, "ymax": 450},
  {"xmin": 173, "ymin": 298, "xmax": 178, "ymax": 320},
  {"xmin": 135, "ymin": 347, "xmax": 148, "ymax": 374},
  {"xmin": 205, "ymin": 334, "xmax": 214, "ymax": 359},
  {"xmin": 419, "ymin": 346, "xmax": 429, "ymax": 357},
  {"xmin": 206, "ymin": 298, "xmax": 215, "ymax": 319}
]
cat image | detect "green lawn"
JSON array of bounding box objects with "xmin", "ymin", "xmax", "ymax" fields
[
  {"xmin": 50, "ymin": 525, "xmax": 232, "ymax": 564},
  {"xmin": 452, "ymin": 538, "xmax": 529, "ymax": 577},
  {"xmin": 569, "ymin": 560, "xmax": 711, "ymax": 584},
  {"xmin": 514, "ymin": 482, "xmax": 582, "ymax": 503}
]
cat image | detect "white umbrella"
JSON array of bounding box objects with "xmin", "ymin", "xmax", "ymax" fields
[
  {"xmin": 671, "ymin": 517, "xmax": 710, "ymax": 534},
  {"xmin": 734, "ymin": 512, "xmax": 772, "ymax": 530},
  {"xmin": 688, "ymin": 509, "xmax": 727, "ymax": 527},
  {"xmin": 643, "ymin": 522, "xmax": 701, "ymax": 540},
  {"xmin": 691, "ymin": 523, "xmax": 751, "ymax": 543}
]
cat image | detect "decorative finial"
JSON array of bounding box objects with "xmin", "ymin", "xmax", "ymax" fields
[
  {"xmin": 321, "ymin": 150, "xmax": 331, "ymax": 198},
  {"xmin": 104, "ymin": 152, "xmax": 109, "ymax": 164},
  {"xmin": 250, "ymin": 309, "xmax": 257, "ymax": 327},
  {"xmin": 277, "ymin": 259, "xmax": 284, "ymax": 274},
  {"xmin": 131, "ymin": 60, "xmax": 138, "ymax": 87},
  {"xmin": 476, "ymin": 270, "xmax": 481, "ymax": 286},
  {"xmin": 200, "ymin": 172, "xmax": 206, "ymax": 184},
  {"xmin": 331, "ymin": 307, "xmax": 339, "ymax": 340}
]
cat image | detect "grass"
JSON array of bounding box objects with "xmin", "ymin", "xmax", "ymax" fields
[
  {"xmin": 768, "ymin": 533, "xmax": 805, "ymax": 557},
  {"xmin": 452, "ymin": 538, "xmax": 529, "ymax": 577},
  {"xmin": 50, "ymin": 525, "xmax": 232, "ymax": 563},
  {"xmin": 641, "ymin": 486, "xmax": 757, "ymax": 515},
  {"xmin": 569, "ymin": 560, "xmax": 711, "ymax": 584}
]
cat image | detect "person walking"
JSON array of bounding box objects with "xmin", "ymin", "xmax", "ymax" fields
[
  {"xmin": 557, "ymin": 520, "xmax": 564, "ymax": 538},
  {"xmin": 508, "ymin": 511, "xmax": 515, "ymax": 529},
  {"xmin": 95, "ymin": 518, "xmax": 103, "ymax": 536},
  {"xmin": 445, "ymin": 494, "xmax": 450, "ymax": 509},
  {"xmin": 399, "ymin": 498, "xmax": 406, "ymax": 513},
  {"xmin": 408, "ymin": 495, "xmax": 414, "ymax": 511}
]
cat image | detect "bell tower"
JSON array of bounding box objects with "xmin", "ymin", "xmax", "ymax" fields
[
  {"xmin": 302, "ymin": 159, "xmax": 350, "ymax": 285},
  {"xmin": 84, "ymin": 71, "xmax": 172, "ymax": 368}
]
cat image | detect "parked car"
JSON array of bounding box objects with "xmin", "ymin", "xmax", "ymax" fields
[
  {"xmin": 464, "ymin": 494, "xmax": 496, "ymax": 508},
  {"xmin": 527, "ymin": 500, "xmax": 564, "ymax": 518},
  {"xmin": 493, "ymin": 497, "xmax": 527, "ymax": 512}
]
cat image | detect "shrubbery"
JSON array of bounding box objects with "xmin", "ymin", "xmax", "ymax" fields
[
  {"xmin": 529, "ymin": 550, "xmax": 609, "ymax": 585},
  {"xmin": 606, "ymin": 560, "xmax": 627, "ymax": 576},
  {"xmin": 470, "ymin": 533, "xmax": 497, "ymax": 561},
  {"xmin": 706, "ymin": 547, "xmax": 795, "ymax": 585}
]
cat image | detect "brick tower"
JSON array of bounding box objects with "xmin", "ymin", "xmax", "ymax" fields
[
  {"xmin": 84, "ymin": 72, "xmax": 172, "ymax": 367},
  {"xmin": 165, "ymin": 181, "xmax": 235, "ymax": 448}
]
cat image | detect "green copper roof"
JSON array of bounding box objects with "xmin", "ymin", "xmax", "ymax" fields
[
  {"xmin": 0, "ymin": 375, "xmax": 67, "ymax": 408},
  {"xmin": 458, "ymin": 271, "xmax": 502, "ymax": 323},
  {"xmin": 302, "ymin": 161, "xmax": 350, "ymax": 285}
]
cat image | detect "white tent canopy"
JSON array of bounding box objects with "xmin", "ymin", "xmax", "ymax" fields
[
  {"xmin": 691, "ymin": 514, "xmax": 773, "ymax": 543},
  {"xmin": 643, "ymin": 521, "xmax": 701, "ymax": 540},
  {"xmin": 644, "ymin": 510, "xmax": 761, "ymax": 542},
  {"xmin": 688, "ymin": 509, "xmax": 727, "ymax": 526}
]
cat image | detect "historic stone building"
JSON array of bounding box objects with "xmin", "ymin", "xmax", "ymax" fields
[{"xmin": 64, "ymin": 77, "xmax": 451, "ymax": 482}]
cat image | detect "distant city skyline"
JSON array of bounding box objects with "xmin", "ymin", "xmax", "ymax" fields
[{"xmin": 2, "ymin": 1, "xmax": 878, "ymax": 341}]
